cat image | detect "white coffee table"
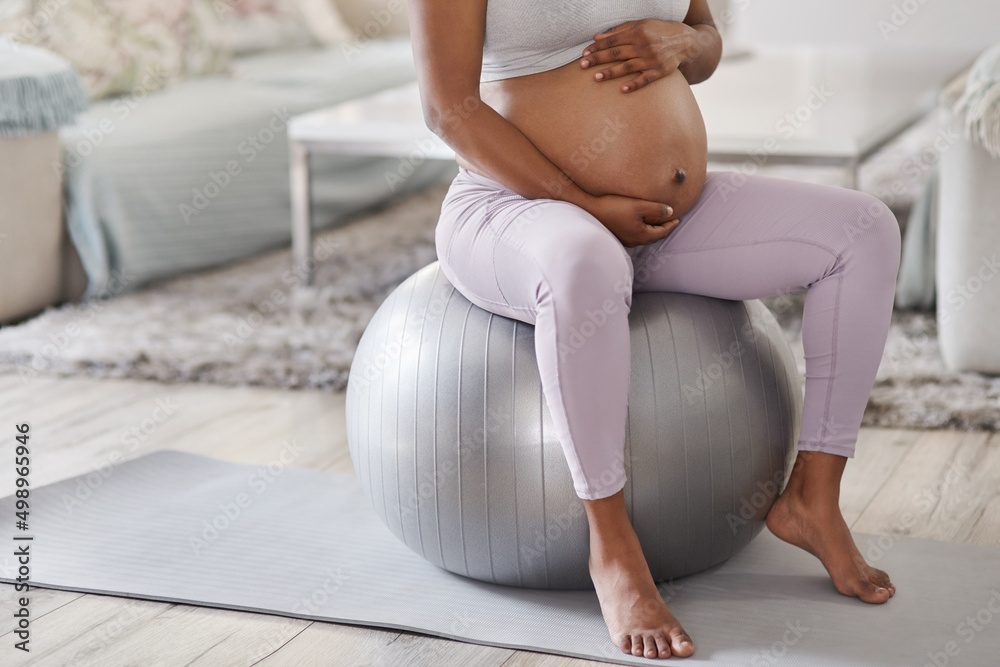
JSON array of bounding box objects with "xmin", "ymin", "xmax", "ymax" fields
[{"xmin": 288, "ymin": 45, "xmax": 973, "ymax": 285}]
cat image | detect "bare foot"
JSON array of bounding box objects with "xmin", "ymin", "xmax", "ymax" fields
[
  {"xmin": 588, "ymin": 524, "xmax": 695, "ymax": 659},
  {"xmin": 766, "ymin": 491, "xmax": 896, "ymax": 603}
]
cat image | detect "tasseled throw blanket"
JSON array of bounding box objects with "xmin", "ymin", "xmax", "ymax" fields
[
  {"xmin": 942, "ymin": 42, "xmax": 1000, "ymax": 159},
  {"xmin": 0, "ymin": 36, "xmax": 88, "ymax": 136}
]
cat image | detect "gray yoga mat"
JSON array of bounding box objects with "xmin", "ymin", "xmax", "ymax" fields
[{"xmin": 2, "ymin": 450, "xmax": 999, "ymax": 666}]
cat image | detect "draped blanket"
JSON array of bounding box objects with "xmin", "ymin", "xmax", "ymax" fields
[
  {"xmin": 944, "ymin": 43, "xmax": 1000, "ymax": 158},
  {"xmin": 0, "ymin": 38, "xmax": 87, "ymax": 136}
]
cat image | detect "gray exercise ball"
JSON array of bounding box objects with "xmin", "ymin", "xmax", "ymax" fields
[{"xmin": 346, "ymin": 261, "xmax": 802, "ymax": 590}]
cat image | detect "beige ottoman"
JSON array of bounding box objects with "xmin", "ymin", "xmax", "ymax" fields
[
  {"xmin": 0, "ymin": 41, "xmax": 88, "ymax": 324},
  {"xmin": 0, "ymin": 132, "xmax": 86, "ymax": 324}
]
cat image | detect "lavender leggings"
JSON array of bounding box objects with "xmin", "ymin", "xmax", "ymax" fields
[{"xmin": 435, "ymin": 166, "xmax": 901, "ymax": 500}]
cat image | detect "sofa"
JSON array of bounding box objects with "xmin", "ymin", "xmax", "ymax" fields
[{"xmin": 0, "ymin": 0, "xmax": 455, "ymax": 321}]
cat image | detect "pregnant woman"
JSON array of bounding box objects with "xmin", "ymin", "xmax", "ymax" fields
[{"xmin": 411, "ymin": 0, "xmax": 899, "ymax": 659}]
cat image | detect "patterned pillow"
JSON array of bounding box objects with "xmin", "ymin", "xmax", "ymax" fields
[
  {"xmin": 0, "ymin": 0, "xmax": 353, "ymax": 100},
  {"xmin": 0, "ymin": 0, "xmax": 229, "ymax": 100},
  {"xmin": 333, "ymin": 0, "xmax": 410, "ymax": 38},
  {"xmin": 209, "ymin": 0, "xmax": 353, "ymax": 55}
]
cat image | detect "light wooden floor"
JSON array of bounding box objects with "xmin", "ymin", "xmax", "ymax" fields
[{"xmin": 0, "ymin": 373, "xmax": 998, "ymax": 666}]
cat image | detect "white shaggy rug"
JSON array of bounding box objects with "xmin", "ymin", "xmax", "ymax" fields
[{"xmin": 1, "ymin": 121, "xmax": 997, "ymax": 430}]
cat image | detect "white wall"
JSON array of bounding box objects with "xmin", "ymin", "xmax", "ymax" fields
[{"xmin": 722, "ymin": 0, "xmax": 997, "ymax": 52}]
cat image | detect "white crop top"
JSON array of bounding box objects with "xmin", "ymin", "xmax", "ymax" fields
[{"xmin": 481, "ymin": 0, "xmax": 692, "ymax": 82}]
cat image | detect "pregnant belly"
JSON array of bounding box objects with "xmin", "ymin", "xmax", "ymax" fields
[{"xmin": 474, "ymin": 58, "xmax": 708, "ymax": 217}]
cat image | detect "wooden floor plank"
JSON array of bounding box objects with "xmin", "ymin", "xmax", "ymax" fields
[
  {"xmin": 2, "ymin": 593, "xmax": 171, "ymax": 666},
  {"xmin": 0, "ymin": 373, "xmax": 27, "ymax": 394},
  {"xmin": 0, "ymin": 376, "xmax": 159, "ymax": 428},
  {"xmin": 840, "ymin": 428, "xmax": 919, "ymax": 526},
  {"xmin": 501, "ymin": 650, "xmax": 621, "ymax": 666},
  {"xmin": 87, "ymin": 603, "xmax": 310, "ymax": 667},
  {"xmin": 0, "ymin": 586, "xmax": 83, "ymax": 637},
  {"xmin": 852, "ymin": 430, "xmax": 1000, "ymax": 546},
  {"xmin": 254, "ymin": 623, "xmax": 513, "ymax": 667},
  {"xmin": 0, "ymin": 382, "xmax": 349, "ymax": 490}
]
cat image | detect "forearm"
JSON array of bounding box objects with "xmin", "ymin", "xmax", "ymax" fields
[
  {"xmin": 678, "ymin": 23, "xmax": 722, "ymax": 85},
  {"xmin": 428, "ymin": 101, "xmax": 594, "ymax": 210}
]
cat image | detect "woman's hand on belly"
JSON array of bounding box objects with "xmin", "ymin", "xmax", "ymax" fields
[
  {"xmin": 482, "ymin": 62, "xmax": 708, "ymax": 217},
  {"xmin": 581, "ymin": 193, "xmax": 680, "ymax": 248},
  {"xmin": 580, "ymin": 19, "xmax": 698, "ymax": 92}
]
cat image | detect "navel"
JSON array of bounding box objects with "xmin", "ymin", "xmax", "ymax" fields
[{"xmin": 674, "ymin": 168, "xmax": 686, "ymax": 184}]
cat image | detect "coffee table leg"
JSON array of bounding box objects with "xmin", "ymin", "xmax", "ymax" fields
[{"xmin": 290, "ymin": 140, "xmax": 314, "ymax": 287}]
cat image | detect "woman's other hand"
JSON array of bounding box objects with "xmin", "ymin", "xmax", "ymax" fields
[
  {"xmin": 579, "ymin": 19, "xmax": 697, "ymax": 92},
  {"xmin": 583, "ymin": 194, "xmax": 680, "ymax": 247},
  {"xmin": 580, "ymin": 0, "xmax": 723, "ymax": 91}
]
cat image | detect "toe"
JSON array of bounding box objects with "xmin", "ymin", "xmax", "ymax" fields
[
  {"xmin": 868, "ymin": 569, "xmax": 896, "ymax": 597},
  {"xmin": 671, "ymin": 629, "xmax": 695, "ymax": 657},
  {"xmin": 618, "ymin": 634, "xmax": 632, "ymax": 655},
  {"xmin": 644, "ymin": 634, "xmax": 659, "ymax": 658},
  {"xmin": 653, "ymin": 633, "xmax": 672, "ymax": 658},
  {"xmin": 857, "ymin": 579, "xmax": 892, "ymax": 604},
  {"xmin": 632, "ymin": 634, "xmax": 645, "ymax": 657}
]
